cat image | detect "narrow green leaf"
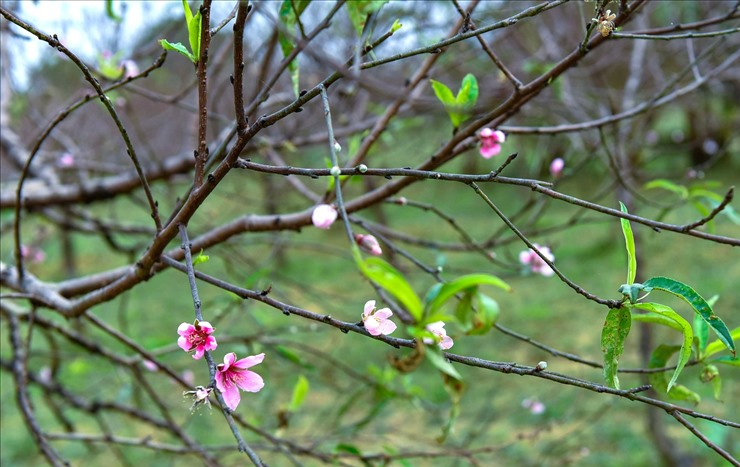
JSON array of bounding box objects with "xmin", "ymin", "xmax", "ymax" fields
[
  {"xmin": 643, "ymin": 277, "xmax": 735, "ymax": 356},
  {"xmin": 601, "ymin": 308, "xmax": 631, "ymax": 389},
  {"xmin": 618, "ymin": 202, "xmax": 636, "ymax": 285},
  {"xmin": 105, "ymin": 0, "xmax": 122, "ymax": 22},
  {"xmin": 693, "ymin": 312, "xmax": 709, "ymax": 359},
  {"xmin": 288, "ymin": 375, "xmax": 309, "ymax": 412},
  {"xmin": 631, "ymin": 312, "xmax": 684, "ymax": 332},
  {"xmin": 648, "ymin": 345, "xmax": 701, "ymax": 405},
  {"xmin": 644, "ymin": 179, "xmax": 688, "ymax": 199},
  {"xmin": 182, "ymin": 0, "xmax": 193, "ymax": 25},
  {"xmin": 333, "ymin": 443, "xmax": 362, "ymax": 455},
  {"xmin": 346, "ymin": 0, "xmax": 388, "ymax": 36},
  {"xmin": 708, "ymin": 356, "xmax": 740, "ymax": 367},
  {"xmin": 425, "ymin": 346, "xmax": 461, "ymax": 380},
  {"xmin": 358, "ymin": 257, "xmax": 423, "ymax": 320},
  {"xmin": 438, "ymin": 375, "xmax": 463, "ymax": 443},
  {"xmin": 424, "ymin": 273, "xmax": 510, "ymax": 318},
  {"xmin": 391, "ymin": 19, "xmax": 402, "ymax": 33},
  {"xmin": 278, "ymin": 1, "xmax": 311, "ymax": 97},
  {"xmin": 188, "ymin": 9, "xmax": 202, "ymax": 61},
  {"xmin": 631, "ymin": 303, "xmax": 692, "ymax": 391},
  {"xmin": 704, "ymin": 326, "xmax": 740, "ymax": 359},
  {"xmin": 159, "ymin": 39, "xmax": 196, "ymax": 62}
]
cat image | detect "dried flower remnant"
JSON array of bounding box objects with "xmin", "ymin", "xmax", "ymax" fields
[
  {"xmin": 183, "ymin": 386, "xmax": 212, "ymax": 411},
  {"xmin": 355, "ymin": 234, "xmax": 382, "ymax": 256},
  {"xmin": 423, "ymin": 321, "xmax": 454, "ymax": 350},
  {"xmin": 519, "ymin": 244, "xmax": 555, "ymax": 277},
  {"xmin": 177, "ymin": 320, "xmax": 218, "ymax": 360},
  {"xmin": 594, "ymin": 10, "xmax": 616, "ymax": 37},
  {"xmin": 311, "ymin": 204, "xmax": 338, "ymax": 229},
  {"xmin": 215, "ymin": 352, "xmax": 265, "ymax": 411},
  {"xmin": 479, "ymin": 128, "xmax": 506, "ymax": 158},
  {"xmin": 361, "ymin": 300, "xmax": 397, "ymax": 336}
]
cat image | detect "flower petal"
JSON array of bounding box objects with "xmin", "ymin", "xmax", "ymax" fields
[
  {"xmin": 221, "ymin": 352, "xmax": 237, "ymax": 371},
  {"xmin": 204, "ymin": 336, "xmax": 218, "ymax": 351},
  {"xmin": 220, "ymin": 382, "xmax": 241, "ymax": 411},
  {"xmin": 177, "ymin": 322, "xmax": 193, "ymax": 335},
  {"xmin": 177, "ymin": 336, "xmax": 191, "ymax": 351},
  {"xmin": 233, "ymin": 353, "xmax": 265, "ymax": 370},
  {"xmin": 374, "ymin": 308, "xmax": 393, "ymax": 320},
  {"xmin": 236, "ymin": 370, "xmax": 265, "ymax": 393},
  {"xmin": 192, "ymin": 347, "xmax": 204, "ymax": 360},
  {"xmin": 379, "ymin": 320, "xmax": 397, "ymax": 335},
  {"xmin": 363, "ymin": 300, "xmax": 376, "ymax": 318}
]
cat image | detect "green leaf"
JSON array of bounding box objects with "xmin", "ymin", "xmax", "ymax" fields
[
  {"xmin": 467, "ymin": 292, "xmax": 500, "ymax": 335},
  {"xmin": 700, "ymin": 364, "xmax": 722, "ymax": 400},
  {"xmin": 693, "ymin": 310, "xmax": 709, "ymax": 359},
  {"xmin": 346, "ymin": 0, "xmax": 388, "ymax": 36},
  {"xmin": 618, "ymin": 202, "xmax": 636, "ymax": 285},
  {"xmin": 430, "ymin": 79, "xmax": 456, "ymax": 106},
  {"xmin": 288, "ymin": 375, "xmax": 309, "ymax": 412},
  {"xmin": 438, "ymin": 374, "xmax": 464, "ymax": 443},
  {"xmin": 192, "ymin": 249, "xmax": 210, "ymax": 265},
  {"xmin": 632, "ymin": 312, "xmax": 684, "ymax": 332},
  {"xmin": 159, "ymin": 39, "xmax": 196, "ymax": 63},
  {"xmin": 105, "ymin": 0, "xmax": 122, "ymax": 22},
  {"xmin": 708, "ymin": 355, "xmax": 740, "ymax": 367},
  {"xmin": 601, "ymin": 308, "xmax": 631, "ymax": 389},
  {"xmin": 704, "ymin": 326, "xmax": 740, "ymax": 359},
  {"xmin": 455, "ymin": 74, "xmax": 478, "ymax": 113},
  {"xmin": 631, "ymin": 303, "xmax": 692, "ymax": 391},
  {"xmin": 391, "ymin": 19, "xmax": 402, "ymax": 33},
  {"xmin": 333, "ymin": 443, "xmax": 362, "ymax": 455},
  {"xmin": 648, "ymin": 345, "xmax": 701, "ymax": 405},
  {"xmin": 644, "ymin": 179, "xmax": 688, "ymax": 199},
  {"xmin": 187, "ymin": 6, "xmax": 202, "ymax": 61},
  {"xmin": 278, "ymin": 1, "xmax": 311, "ymax": 97},
  {"xmin": 424, "ymin": 273, "xmax": 509, "ymax": 318},
  {"xmin": 643, "ymin": 277, "xmax": 735, "ymax": 356},
  {"xmin": 358, "ymin": 256, "xmax": 423, "ymax": 320},
  {"xmin": 425, "ymin": 346, "xmax": 461, "ymax": 380}
]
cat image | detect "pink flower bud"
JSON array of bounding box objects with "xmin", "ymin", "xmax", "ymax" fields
[
  {"xmin": 355, "ymin": 234, "xmax": 382, "ymax": 256},
  {"xmin": 120, "ymin": 59, "xmax": 139, "ymax": 78},
  {"xmin": 550, "ymin": 158, "xmax": 564, "ymax": 178},
  {"xmin": 311, "ymin": 204, "xmax": 337, "ymax": 229},
  {"xmin": 58, "ymin": 152, "xmax": 75, "ymax": 167}
]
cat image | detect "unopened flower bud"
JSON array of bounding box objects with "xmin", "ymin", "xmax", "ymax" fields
[
  {"xmin": 357, "ymin": 164, "xmax": 368, "ymax": 173},
  {"xmin": 535, "ymin": 361, "xmax": 548, "ymax": 371},
  {"xmin": 330, "ymin": 166, "xmax": 341, "ymax": 177},
  {"xmin": 333, "ymin": 140, "xmax": 342, "ymax": 153}
]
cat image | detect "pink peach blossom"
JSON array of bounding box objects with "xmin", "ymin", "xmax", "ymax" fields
[
  {"xmin": 362, "ymin": 300, "xmax": 396, "ymax": 336},
  {"xmin": 215, "ymin": 352, "xmax": 265, "ymax": 411},
  {"xmin": 423, "ymin": 321, "xmax": 454, "ymax": 350},
  {"xmin": 177, "ymin": 320, "xmax": 217, "ymax": 360},
  {"xmin": 519, "ymin": 244, "xmax": 555, "ymax": 277},
  {"xmin": 479, "ymin": 128, "xmax": 506, "ymax": 158},
  {"xmin": 311, "ymin": 204, "xmax": 337, "ymax": 229}
]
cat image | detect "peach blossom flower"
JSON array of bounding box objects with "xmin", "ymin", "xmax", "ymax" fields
[{"xmin": 215, "ymin": 352, "xmax": 265, "ymax": 411}]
